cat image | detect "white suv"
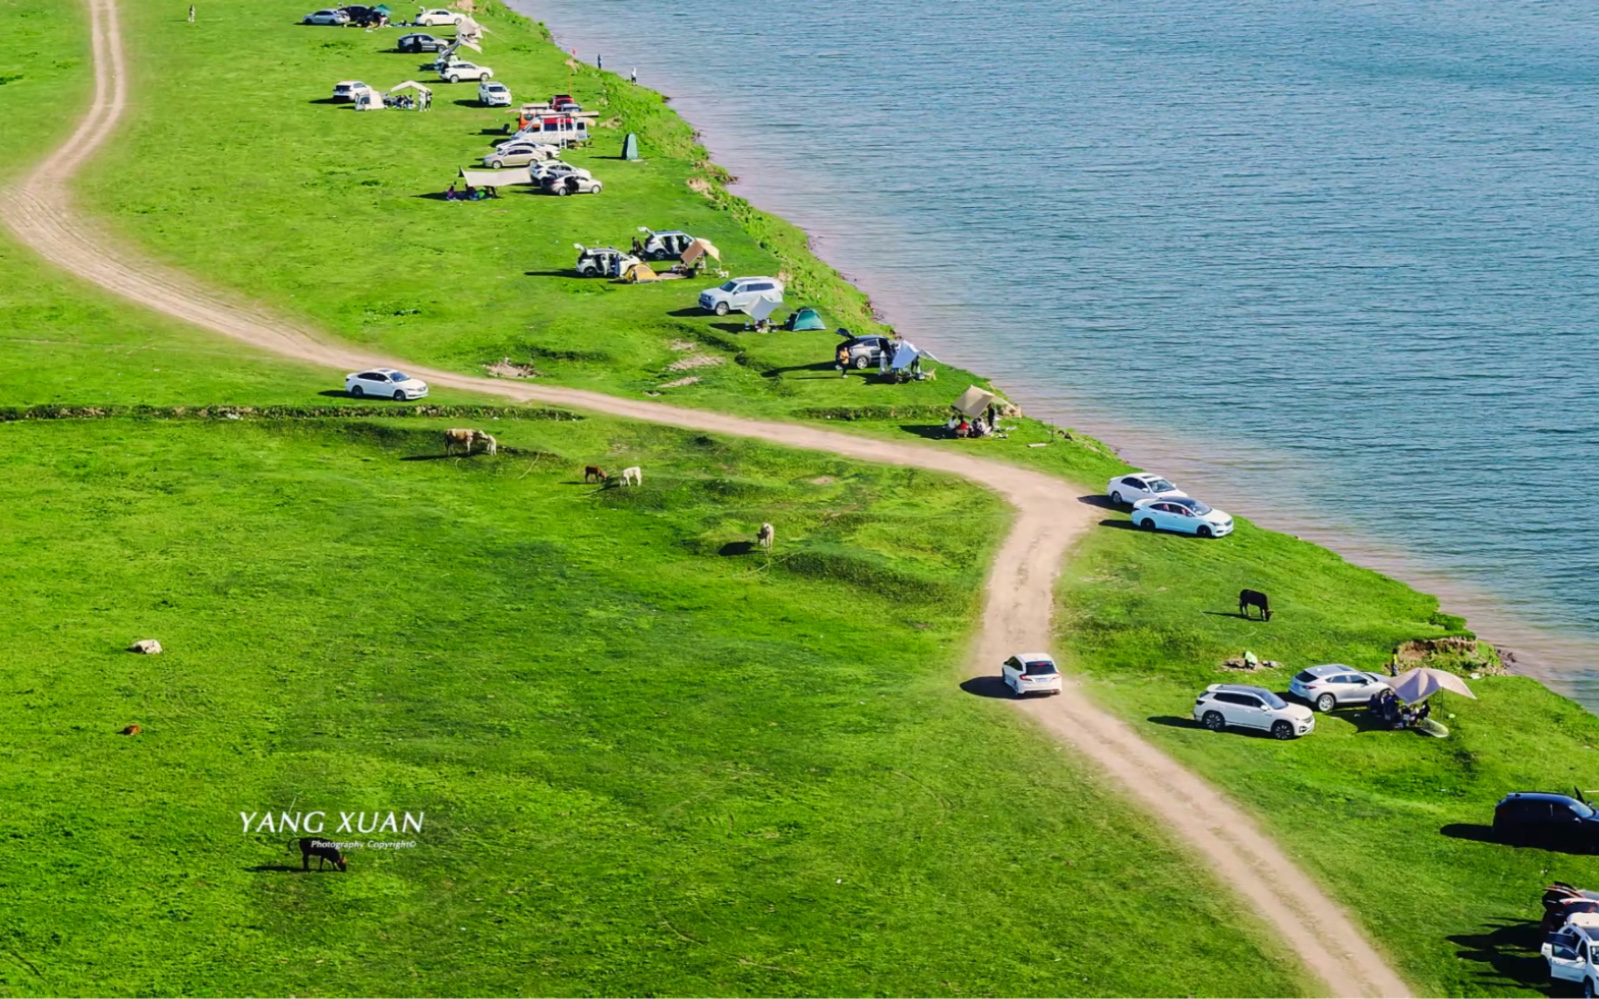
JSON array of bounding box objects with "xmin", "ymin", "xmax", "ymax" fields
[
  {"xmin": 698, "ymin": 277, "xmax": 784, "ymax": 316},
  {"xmin": 1193, "ymin": 684, "xmax": 1315, "ymax": 740},
  {"xmin": 479, "ymin": 81, "xmax": 512, "ymax": 107},
  {"xmin": 438, "ymin": 62, "xmax": 492, "ymax": 84},
  {"xmin": 1000, "ymin": 653, "xmax": 1063, "ymax": 697},
  {"xmin": 1543, "ymin": 913, "xmax": 1599, "ymax": 996},
  {"xmin": 1289, "ymin": 664, "xmax": 1389, "ymax": 713}
]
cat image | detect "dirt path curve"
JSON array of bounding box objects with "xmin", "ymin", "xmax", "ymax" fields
[{"xmin": 2, "ymin": 2, "xmax": 1408, "ymax": 994}]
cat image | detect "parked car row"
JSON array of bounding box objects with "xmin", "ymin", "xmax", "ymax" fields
[{"xmin": 1106, "ymin": 471, "xmax": 1234, "ymax": 538}]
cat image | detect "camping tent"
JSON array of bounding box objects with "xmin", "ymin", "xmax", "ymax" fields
[
  {"xmin": 622, "ymin": 262, "xmax": 660, "ymax": 283},
  {"xmin": 782, "ymin": 306, "xmax": 826, "ymax": 332},
  {"xmin": 680, "ymin": 238, "xmax": 721, "ymax": 266},
  {"xmin": 352, "ymin": 86, "xmax": 385, "ymax": 111},
  {"xmin": 459, "ymin": 166, "xmax": 531, "ymax": 187},
  {"xmin": 621, "ymin": 132, "xmax": 640, "ymax": 160},
  {"xmin": 951, "ymin": 386, "xmax": 998, "ymax": 419},
  {"xmin": 746, "ymin": 297, "xmax": 781, "ymax": 323}
]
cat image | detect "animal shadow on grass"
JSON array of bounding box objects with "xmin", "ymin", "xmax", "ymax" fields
[
  {"xmin": 719, "ymin": 541, "xmax": 755, "ymax": 556},
  {"xmin": 959, "ymin": 676, "xmax": 1012, "ymax": 699},
  {"xmin": 245, "ymin": 864, "xmax": 300, "ymax": 873},
  {"xmin": 400, "ymin": 453, "xmax": 477, "ymax": 462},
  {"xmin": 1446, "ymin": 918, "xmax": 1551, "ymax": 994},
  {"xmin": 1203, "ymin": 610, "xmax": 1256, "ymax": 620}
]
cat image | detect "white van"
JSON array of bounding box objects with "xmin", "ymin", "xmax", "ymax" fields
[{"xmin": 517, "ymin": 114, "xmax": 589, "ymax": 148}]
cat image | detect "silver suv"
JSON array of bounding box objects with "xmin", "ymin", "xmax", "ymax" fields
[
  {"xmin": 1193, "ymin": 684, "xmax": 1315, "ymax": 740},
  {"xmin": 698, "ymin": 277, "xmax": 784, "ymax": 317}
]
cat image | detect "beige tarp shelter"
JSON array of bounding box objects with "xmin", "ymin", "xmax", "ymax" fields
[
  {"xmin": 680, "ymin": 238, "xmax": 721, "ymax": 265},
  {"xmin": 459, "ymin": 166, "xmax": 531, "ymax": 187},
  {"xmin": 951, "ymin": 386, "xmax": 998, "ymax": 419}
]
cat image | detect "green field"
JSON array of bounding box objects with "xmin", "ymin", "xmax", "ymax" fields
[{"xmin": 8, "ymin": 0, "xmax": 1599, "ymax": 995}]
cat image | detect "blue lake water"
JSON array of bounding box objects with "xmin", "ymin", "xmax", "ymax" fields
[{"xmin": 517, "ymin": 0, "xmax": 1599, "ymax": 699}]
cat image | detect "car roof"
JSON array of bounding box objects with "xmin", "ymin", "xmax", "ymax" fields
[
  {"xmin": 1208, "ymin": 683, "xmax": 1274, "ymax": 697},
  {"xmin": 1569, "ymin": 913, "xmax": 1599, "ymax": 933},
  {"xmin": 1013, "ymin": 652, "xmax": 1055, "ymax": 662},
  {"xmin": 1302, "ymin": 663, "xmax": 1358, "ymax": 678},
  {"xmin": 1500, "ymin": 791, "xmax": 1584, "ymax": 805}
]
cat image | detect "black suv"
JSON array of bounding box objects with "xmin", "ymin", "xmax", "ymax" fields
[{"xmin": 1494, "ymin": 792, "xmax": 1599, "ymax": 849}]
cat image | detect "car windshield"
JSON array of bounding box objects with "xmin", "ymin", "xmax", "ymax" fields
[
  {"xmin": 1576, "ymin": 800, "xmax": 1598, "ymax": 819},
  {"xmin": 1257, "ymin": 690, "xmax": 1288, "ymax": 709},
  {"xmin": 1148, "ymin": 478, "xmax": 1176, "ymax": 492},
  {"xmin": 388, "ymin": 372, "xmax": 410, "ymax": 383},
  {"xmin": 719, "ymin": 281, "xmax": 739, "ymax": 292}
]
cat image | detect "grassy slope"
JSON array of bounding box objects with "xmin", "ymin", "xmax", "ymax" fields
[
  {"xmin": 0, "ymin": 414, "xmax": 1304, "ymax": 997},
  {"xmin": 1057, "ymin": 519, "xmax": 1599, "ymax": 996},
  {"xmin": 0, "ymin": 4, "xmax": 1311, "ymax": 996}
]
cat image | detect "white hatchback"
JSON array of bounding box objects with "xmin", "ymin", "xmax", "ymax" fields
[
  {"xmin": 1130, "ymin": 496, "xmax": 1234, "ymax": 538},
  {"xmin": 698, "ymin": 277, "xmax": 785, "ymax": 317},
  {"xmin": 1193, "ymin": 684, "xmax": 1315, "ymax": 740},
  {"xmin": 345, "ymin": 368, "xmax": 429, "ymax": 401},
  {"xmin": 1000, "ymin": 653, "xmax": 1063, "ymax": 697},
  {"xmin": 1107, "ymin": 472, "xmax": 1186, "ymax": 507}
]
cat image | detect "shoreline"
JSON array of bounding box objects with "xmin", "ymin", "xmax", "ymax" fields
[{"xmin": 534, "ymin": 6, "xmax": 1599, "ymax": 705}]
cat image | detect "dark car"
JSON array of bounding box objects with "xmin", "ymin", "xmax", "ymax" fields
[
  {"xmin": 397, "ymin": 32, "xmax": 448, "ymax": 53},
  {"xmin": 1494, "ymin": 792, "xmax": 1599, "ymax": 850},
  {"xmin": 340, "ymin": 5, "xmax": 384, "ymax": 25}
]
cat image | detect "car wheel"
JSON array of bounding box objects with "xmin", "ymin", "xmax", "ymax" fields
[
  {"xmin": 393, "ymin": 390, "xmax": 407, "ymax": 402},
  {"xmin": 714, "ymin": 303, "xmax": 730, "ymax": 316},
  {"xmin": 490, "ymin": 161, "xmax": 502, "ymax": 169},
  {"xmin": 1315, "ymin": 693, "xmax": 1336, "ymax": 713},
  {"xmin": 1138, "ymin": 518, "xmax": 1156, "ymax": 531},
  {"xmin": 349, "ymin": 385, "xmax": 364, "ymax": 397},
  {"xmin": 589, "ymin": 183, "xmax": 602, "ymax": 194},
  {"xmin": 1197, "ymin": 525, "xmax": 1213, "ymax": 538},
  {"xmin": 1271, "ymin": 720, "xmax": 1294, "ymax": 740},
  {"xmin": 1111, "ymin": 491, "xmax": 1124, "ymax": 506},
  {"xmin": 448, "ymin": 74, "xmax": 460, "ymax": 83},
  {"xmin": 854, "ymin": 355, "xmax": 871, "ymax": 370},
  {"xmin": 1202, "ymin": 711, "xmax": 1225, "ymax": 732},
  {"xmin": 1585, "ymin": 978, "xmax": 1596, "ymax": 999},
  {"xmin": 555, "ymin": 186, "xmax": 569, "ymax": 196}
]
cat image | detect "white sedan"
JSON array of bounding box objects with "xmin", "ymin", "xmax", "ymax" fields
[
  {"xmin": 1130, "ymin": 496, "xmax": 1234, "ymax": 538},
  {"xmin": 438, "ymin": 62, "xmax": 492, "ymax": 83},
  {"xmin": 302, "ymin": 9, "xmax": 350, "ymax": 25},
  {"xmin": 484, "ymin": 142, "xmax": 558, "ymax": 168},
  {"xmin": 1000, "ymin": 653, "xmax": 1063, "ymax": 697},
  {"xmin": 345, "ymin": 368, "xmax": 429, "ymax": 401},
  {"xmin": 479, "ymin": 81, "xmax": 512, "ymax": 107},
  {"xmin": 1107, "ymin": 472, "xmax": 1186, "ymax": 507},
  {"xmin": 415, "ymin": 8, "xmax": 464, "ymax": 26}
]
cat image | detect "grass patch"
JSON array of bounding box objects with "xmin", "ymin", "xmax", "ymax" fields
[
  {"xmin": 1057, "ymin": 518, "xmax": 1599, "ymax": 996},
  {"xmin": 0, "ymin": 416, "xmax": 1307, "ymax": 996}
]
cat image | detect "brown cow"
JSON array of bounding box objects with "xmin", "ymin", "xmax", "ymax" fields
[
  {"xmin": 118, "ymin": 724, "xmax": 141, "ymax": 736},
  {"xmin": 584, "ymin": 465, "xmax": 607, "ymax": 483},
  {"xmin": 444, "ymin": 428, "xmax": 479, "ymax": 456}
]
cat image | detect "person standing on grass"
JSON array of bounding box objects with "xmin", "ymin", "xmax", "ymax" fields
[
  {"xmin": 188, "ymin": 4, "xmax": 195, "ymax": 21},
  {"xmin": 630, "ymin": 68, "xmax": 638, "ymax": 85},
  {"xmin": 597, "ymin": 55, "xmax": 603, "ymax": 71}
]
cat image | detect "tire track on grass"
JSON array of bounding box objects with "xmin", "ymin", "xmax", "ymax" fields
[{"xmin": 0, "ymin": 3, "xmax": 1409, "ymax": 994}]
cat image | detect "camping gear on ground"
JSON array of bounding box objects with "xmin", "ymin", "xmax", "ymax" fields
[
  {"xmin": 679, "ymin": 237, "xmax": 720, "ymax": 266},
  {"xmin": 745, "ymin": 296, "xmax": 781, "ymax": 330},
  {"xmin": 780, "ymin": 306, "xmax": 826, "ymax": 332},
  {"xmin": 459, "ymin": 166, "xmax": 530, "ymax": 188},
  {"xmin": 622, "ymin": 132, "xmax": 640, "ymax": 160},
  {"xmin": 887, "ymin": 340, "xmax": 939, "ymax": 382},
  {"xmin": 386, "ymin": 80, "xmax": 434, "ymax": 110},
  {"xmin": 573, "ymin": 244, "xmax": 640, "ymax": 278},
  {"xmin": 637, "ymin": 228, "xmax": 694, "ymax": 261},
  {"xmin": 951, "ymin": 386, "xmax": 999, "ymax": 419},
  {"xmin": 1383, "ymin": 668, "xmax": 1476, "ymax": 703},
  {"xmin": 621, "ymin": 262, "xmax": 661, "ymax": 283}
]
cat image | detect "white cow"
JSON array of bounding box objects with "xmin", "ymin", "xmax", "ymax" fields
[{"xmin": 620, "ymin": 466, "xmax": 643, "ymax": 487}]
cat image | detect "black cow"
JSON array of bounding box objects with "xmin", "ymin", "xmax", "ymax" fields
[
  {"xmin": 291, "ymin": 837, "xmax": 348, "ymax": 872},
  {"xmin": 1239, "ymin": 589, "xmax": 1272, "ymax": 621}
]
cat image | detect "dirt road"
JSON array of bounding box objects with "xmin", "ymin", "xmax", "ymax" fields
[{"xmin": 0, "ymin": 2, "xmax": 1409, "ymax": 994}]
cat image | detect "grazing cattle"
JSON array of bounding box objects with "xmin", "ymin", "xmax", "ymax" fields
[
  {"xmin": 443, "ymin": 428, "xmax": 479, "ymax": 455},
  {"xmin": 620, "ymin": 466, "xmax": 643, "ymax": 487},
  {"xmin": 474, "ymin": 432, "xmax": 498, "ymax": 456},
  {"xmin": 291, "ymin": 837, "xmax": 348, "ymax": 872},
  {"xmin": 584, "ymin": 465, "xmax": 607, "ymax": 484},
  {"xmin": 118, "ymin": 724, "xmax": 141, "ymax": 736},
  {"xmin": 757, "ymin": 522, "xmax": 775, "ymax": 551},
  {"xmin": 1239, "ymin": 589, "xmax": 1272, "ymax": 621}
]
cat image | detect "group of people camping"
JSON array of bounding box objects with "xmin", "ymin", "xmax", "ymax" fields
[
  {"xmin": 444, "ymin": 183, "xmax": 498, "ymax": 202},
  {"xmin": 1367, "ymin": 686, "xmax": 1432, "ymax": 729}
]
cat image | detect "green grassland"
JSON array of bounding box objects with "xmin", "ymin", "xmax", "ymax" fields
[
  {"xmin": 0, "ymin": 414, "xmax": 1306, "ymax": 997},
  {"xmin": 1056, "ymin": 518, "xmax": 1599, "ymax": 995}
]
